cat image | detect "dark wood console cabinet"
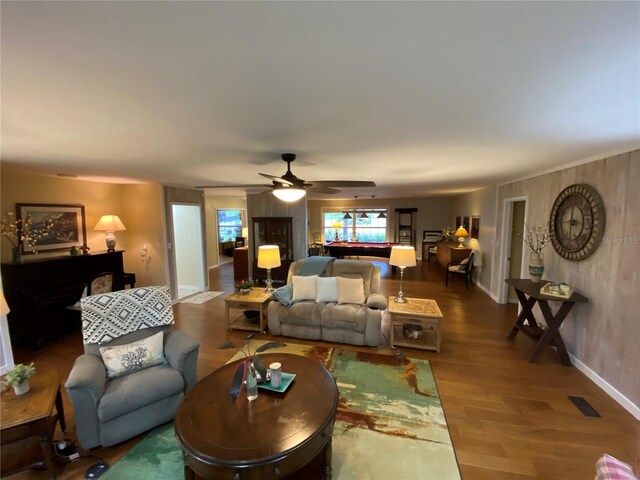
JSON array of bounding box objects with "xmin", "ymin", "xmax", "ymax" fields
[
  {"xmin": 1, "ymin": 251, "xmax": 133, "ymax": 348},
  {"xmin": 252, "ymin": 217, "xmax": 293, "ymax": 285},
  {"xmin": 435, "ymin": 242, "xmax": 471, "ymax": 269}
]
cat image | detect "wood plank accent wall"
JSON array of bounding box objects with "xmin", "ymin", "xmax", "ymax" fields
[
  {"xmin": 492, "ymin": 149, "xmax": 639, "ymax": 408},
  {"xmin": 246, "ymin": 193, "xmax": 308, "ymax": 278}
]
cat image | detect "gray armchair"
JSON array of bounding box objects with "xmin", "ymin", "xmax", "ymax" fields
[{"xmin": 65, "ymin": 286, "xmax": 199, "ymax": 449}]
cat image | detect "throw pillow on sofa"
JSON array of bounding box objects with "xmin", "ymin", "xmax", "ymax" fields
[
  {"xmin": 99, "ymin": 331, "xmax": 166, "ymax": 378},
  {"xmin": 316, "ymin": 277, "xmax": 339, "ymax": 303},
  {"xmin": 292, "ymin": 275, "xmax": 318, "ymax": 303},
  {"xmin": 336, "ymin": 276, "xmax": 366, "ymax": 305}
]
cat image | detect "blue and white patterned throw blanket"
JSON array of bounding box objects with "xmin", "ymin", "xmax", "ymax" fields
[{"xmin": 81, "ymin": 286, "xmax": 174, "ymax": 345}]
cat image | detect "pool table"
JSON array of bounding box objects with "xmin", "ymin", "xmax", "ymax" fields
[{"xmin": 323, "ymin": 241, "xmax": 401, "ymax": 259}]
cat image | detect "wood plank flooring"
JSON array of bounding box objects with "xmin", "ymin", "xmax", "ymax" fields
[{"xmin": 4, "ymin": 259, "xmax": 638, "ymax": 479}]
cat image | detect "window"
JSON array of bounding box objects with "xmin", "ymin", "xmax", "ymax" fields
[
  {"xmin": 217, "ymin": 209, "xmax": 244, "ymax": 243},
  {"xmin": 323, "ymin": 209, "xmax": 387, "ymax": 242}
]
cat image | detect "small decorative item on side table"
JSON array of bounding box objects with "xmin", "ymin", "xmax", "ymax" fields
[
  {"xmin": 235, "ymin": 279, "xmax": 254, "ymax": 294},
  {"xmin": 388, "ymin": 297, "xmax": 444, "ymax": 352},
  {"xmin": 5, "ymin": 362, "xmax": 36, "ymax": 395}
]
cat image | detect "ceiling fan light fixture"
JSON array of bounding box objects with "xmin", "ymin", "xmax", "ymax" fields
[{"xmin": 272, "ymin": 187, "xmax": 306, "ymax": 202}]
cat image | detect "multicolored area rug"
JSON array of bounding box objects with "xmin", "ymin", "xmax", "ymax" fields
[{"xmin": 103, "ymin": 341, "xmax": 460, "ymax": 480}]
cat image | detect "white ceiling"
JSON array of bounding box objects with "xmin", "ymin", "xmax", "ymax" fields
[{"xmin": 1, "ymin": 1, "xmax": 638, "ymax": 199}]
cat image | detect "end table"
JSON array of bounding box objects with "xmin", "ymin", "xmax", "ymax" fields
[
  {"xmin": 388, "ymin": 297, "xmax": 444, "ymax": 352},
  {"xmin": 1, "ymin": 368, "xmax": 66, "ymax": 479}
]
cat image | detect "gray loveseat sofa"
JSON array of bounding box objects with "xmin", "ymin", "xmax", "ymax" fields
[{"xmin": 267, "ymin": 259, "xmax": 387, "ymax": 346}]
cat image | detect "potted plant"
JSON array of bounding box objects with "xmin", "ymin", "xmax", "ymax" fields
[
  {"xmin": 5, "ymin": 362, "xmax": 36, "ymax": 395},
  {"xmin": 235, "ymin": 279, "xmax": 254, "ymax": 294},
  {"xmin": 219, "ymin": 335, "xmax": 286, "ymax": 403}
]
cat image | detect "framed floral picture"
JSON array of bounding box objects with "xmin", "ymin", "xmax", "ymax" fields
[{"xmin": 17, "ymin": 203, "xmax": 86, "ymax": 254}]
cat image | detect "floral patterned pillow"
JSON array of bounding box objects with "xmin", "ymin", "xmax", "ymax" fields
[{"xmin": 99, "ymin": 331, "xmax": 166, "ymax": 378}]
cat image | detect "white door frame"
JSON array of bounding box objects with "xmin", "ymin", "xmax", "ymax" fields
[
  {"xmin": 170, "ymin": 202, "xmax": 208, "ymax": 295},
  {"xmin": 497, "ymin": 196, "xmax": 529, "ymax": 304}
]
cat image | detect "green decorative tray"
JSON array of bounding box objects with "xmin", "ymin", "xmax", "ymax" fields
[{"xmin": 258, "ymin": 372, "xmax": 296, "ymax": 393}]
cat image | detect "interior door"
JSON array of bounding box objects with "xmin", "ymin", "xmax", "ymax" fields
[{"xmin": 508, "ymin": 201, "xmax": 526, "ymax": 303}]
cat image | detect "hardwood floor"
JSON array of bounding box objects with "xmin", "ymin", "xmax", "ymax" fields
[{"xmin": 4, "ymin": 259, "xmax": 638, "ymax": 479}]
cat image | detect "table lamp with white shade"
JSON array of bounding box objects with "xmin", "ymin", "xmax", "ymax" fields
[
  {"xmin": 258, "ymin": 245, "xmax": 281, "ymax": 293},
  {"xmin": 389, "ymin": 246, "xmax": 417, "ymax": 303},
  {"xmin": 454, "ymin": 226, "xmax": 469, "ymax": 248},
  {"xmin": 1, "ymin": 289, "xmax": 10, "ymax": 317},
  {"xmin": 94, "ymin": 215, "xmax": 126, "ymax": 251}
]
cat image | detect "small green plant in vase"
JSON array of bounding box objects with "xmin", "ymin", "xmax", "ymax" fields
[
  {"xmin": 6, "ymin": 362, "xmax": 36, "ymax": 395},
  {"xmin": 235, "ymin": 279, "xmax": 254, "ymax": 294},
  {"xmin": 218, "ymin": 335, "xmax": 286, "ymax": 403}
]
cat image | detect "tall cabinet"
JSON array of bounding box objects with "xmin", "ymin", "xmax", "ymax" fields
[
  {"xmin": 252, "ymin": 217, "xmax": 293, "ymax": 285},
  {"xmin": 395, "ymin": 208, "xmax": 417, "ymax": 247}
]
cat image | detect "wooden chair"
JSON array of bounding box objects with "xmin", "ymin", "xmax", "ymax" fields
[
  {"xmin": 87, "ymin": 272, "xmax": 114, "ymax": 296},
  {"xmin": 445, "ymin": 251, "xmax": 475, "ymax": 289}
]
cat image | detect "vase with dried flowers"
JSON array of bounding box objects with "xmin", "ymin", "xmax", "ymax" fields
[
  {"xmin": 218, "ymin": 334, "xmax": 286, "ymax": 403},
  {"xmin": 523, "ymin": 223, "xmax": 550, "ymax": 283},
  {"xmin": 1, "ymin": 212, "xmax": 56, "ymax": 263}
]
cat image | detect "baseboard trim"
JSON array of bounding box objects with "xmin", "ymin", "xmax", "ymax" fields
[
  {"xmin": 476, "ymin": 281, "xmax": 500, "ymax": 302},
  {"xmin": 569, "ymin": 352, "xmax": 640, "ymax": 420}
]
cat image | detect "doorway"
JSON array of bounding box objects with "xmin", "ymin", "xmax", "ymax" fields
[
  {"xmin": 172, "ymin": 204, "xmax": 207, "ymax": 300},
  {"xmin": 498, "ymin": 197, "xmax": 528, "ymax": 304}
]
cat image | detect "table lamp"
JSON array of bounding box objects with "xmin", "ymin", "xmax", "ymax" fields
[
  {"xmin": 454, "ymin": 226, "xmax": 469, "ymax": 247},
  {"xmin": 389, "ymin": 246, "xmax": 416, "ymax": 303},
  {"xmin": 1, "ymin": 289, "xmax": 10, "ymax": 316},
  {"xmin": 94, "ymin": 215, "xmax": 126, "ymax": 251},
  {"xmin": 258, "ymin": 245, "xmax": 281, "ymax": 293},
  {"xmin": 331, "ymin": 221, "xmax": 342, "ymax": 241}
]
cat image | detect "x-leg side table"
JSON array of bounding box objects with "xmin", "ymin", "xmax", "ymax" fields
[{"xmin": 505, "ymin": 278, "xmax": 588, "ymax": 365}]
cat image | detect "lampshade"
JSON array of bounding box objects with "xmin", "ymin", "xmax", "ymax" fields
[
  {"xmin": 389, "ymin": 246, "xmax": 417, "ymax": 267},
  {"xmin": 454, "ymin": 226, "xmax": 468, "ymax": 238},
  {"xmin": 359, "ymin": 212, "xmax": 369, "ymax": 219},
  {"xmin": 272, "ymin": 187, "xmax": 306, "ymax": 202},
  {"xmin": 377, "ymin": 211, "xmax": 387, "ymax": 219},
  {"xmin": 94, "ymin": 215, "xmax": 126, "ymax": 231},
  {"xmin": 241, "ymin": 227, "xmax": 249, "ymax": 238},
  {"xmin": 343, "ymin": 212, "xmax": 352, "ymax": 220},
  {"xmin": 331, "ymin": 221, "xmax": 342, "ymax": 229},
  {"xmin": 0, "ymin": 289, "xmax": 10, "ymax": 316},
  {"xmin": 258, "ymin": 245, "xmax": 281, "ymax": 269}
]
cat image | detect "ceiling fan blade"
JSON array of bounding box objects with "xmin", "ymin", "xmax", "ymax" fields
[
  {"xmin": 306, "ymin": 186, "xmax": 340, "ymax": 194},
  {"xmin": 259, "ymin": 172, "xmax": 294, "ymax": 186},
  {"xmin": 195, "ymin": 184, "xmax": 270, "ymax": 189},
  {"xmin": 307, "ymin": 180, "xmax": 376, "ymax": 188}
]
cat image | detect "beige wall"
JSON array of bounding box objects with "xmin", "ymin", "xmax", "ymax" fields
[
  {"xmin": 451, "ymin": 186, "xmax": 498, "ymax": 291},
  {"xmin": 493, "ymin": 150, "xmax": 639, "ymax": 408},
  {"xmin": 0, "ymin": 172, "xmax": 167, "ymax": 286},
  {"xmin": 121, "ymin": 183, "xmax": 166, "ymax": 287},
  {"xmin": 204, "ymin": 195, "xmax": 247, "ymax": 268}
]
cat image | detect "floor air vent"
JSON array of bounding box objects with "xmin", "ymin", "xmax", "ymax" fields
[{"xmin": 568, "ymin": 395, "xmax": 601, "ymax": 417}]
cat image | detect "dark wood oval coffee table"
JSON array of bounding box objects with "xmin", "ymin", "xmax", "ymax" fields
[{"xmin": 175, "ymin": 353, "xmax": 339, "ymax": 480}]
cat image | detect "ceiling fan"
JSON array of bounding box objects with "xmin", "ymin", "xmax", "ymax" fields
[{"xmin": 198, "ymin": 153, "xmax": 376, "ymax": 201}]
